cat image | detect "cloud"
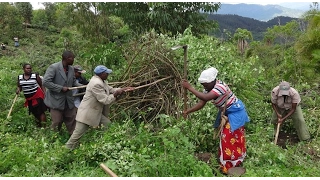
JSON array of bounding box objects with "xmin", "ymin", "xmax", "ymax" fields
[{"xmin": 31, "ymin": 2, "xmax": 45, "ymax": 10}]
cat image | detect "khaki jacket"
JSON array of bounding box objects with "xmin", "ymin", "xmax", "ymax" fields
[
  {"xmin": 271, "ymin": 86, "xmax": 301, "ymax": 110},
  {"xmin": 76, "ymin": 75, "xmax": 120, "ymax": 127}
]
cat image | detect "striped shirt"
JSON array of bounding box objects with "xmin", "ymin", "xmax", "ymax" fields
[
  {"xmin": 204, "ymin": 80, "xmax": 237, "ymax": 109},
  {"xmin": 18, "ymin": 73, "xmax": 39, "ymax": 98}
]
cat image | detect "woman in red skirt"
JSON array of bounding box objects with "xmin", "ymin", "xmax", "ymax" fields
[
  {"xmin": 16, "ymin": 63, "xmax": 47, "ymax": 127},
  {"xmin": 181, "ymin": 67, "xmax": 250, "ymax": 174}
]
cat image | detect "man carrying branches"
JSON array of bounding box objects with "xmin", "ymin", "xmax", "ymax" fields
[{"xmin": 65, "ymin": 65, "xmax": 133, "ymax": 150}]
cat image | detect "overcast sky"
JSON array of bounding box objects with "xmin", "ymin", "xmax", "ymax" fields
[
  {"xmin": 31, "ymin": 2, "xmax": 44, "ymax": 9},
  {"xmin": 221, "ymin": 2, "xmax": 312, "ymax": 10},
  {"xmin": 31, "ymin": 2, "xmax": 312, "ymax": 10}
]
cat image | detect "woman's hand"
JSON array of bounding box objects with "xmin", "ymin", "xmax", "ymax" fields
[
  {"xmin": 182, "ymin": 110, "xmax": 189, "ymax": 119},
  {"xmin": 181, "ymin": 79, "xmax": 191, "ymax": 89}
]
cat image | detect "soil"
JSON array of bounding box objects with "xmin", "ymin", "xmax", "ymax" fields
[
  {"xmin": 194, "ymin": 152, "xmax": 212, "ymax": 164},
  {"xmin": 276, "ymin": 130, "xmax": 300, "ymax": 149}
]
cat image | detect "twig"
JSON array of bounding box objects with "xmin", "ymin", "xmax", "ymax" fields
[{"xmin": 125, "ymin": 76, "xmax": 173, "ymax": 92}]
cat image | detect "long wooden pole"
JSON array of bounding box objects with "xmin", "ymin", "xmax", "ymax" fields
[
  {"xmin": 183, "ymin": 45, "xmax": 188, "ymax": 111},
  {"xmin": 100, "ymin": 163, "xmax": 118, "ymax": 177},
  {"xmin": 7, "ymin": 94, "xmax": 18, "ymax": 119},
  {"xmin": 71, "ymin": 76, "xmax": 173, "ymax": 95},
  {"xmin": 274, "ymin": 123, "xmax": 281, "ymax": 145},
  {"xmin": 68, "ymin": 85, "xmax": 87, "ymax": 90}
]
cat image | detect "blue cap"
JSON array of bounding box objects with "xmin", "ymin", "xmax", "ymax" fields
[{"xmin": 94, "ymin": 65, "xmax": 112, "ymax": 74}]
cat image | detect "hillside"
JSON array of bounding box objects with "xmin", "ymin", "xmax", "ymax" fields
[{"xmin": 208, "ymin": 14, "xmax": 299, "ymax": 41}]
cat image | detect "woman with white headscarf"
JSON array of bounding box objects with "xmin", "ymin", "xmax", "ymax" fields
[{"xmin": 181, "ymin": 67, "xmax": 250, "ymax": 175}]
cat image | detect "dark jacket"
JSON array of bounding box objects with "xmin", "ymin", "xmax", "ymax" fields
[
  {"xmin": 77, "ymin": 76, "xmax": 89, "ymax": 101},
  {"xmin": 43, "ymin": 61, "xmax": 82, "ymax": 110}
]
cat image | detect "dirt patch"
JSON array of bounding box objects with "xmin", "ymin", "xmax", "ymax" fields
[
  {"xmin": 276, "ymin": 131, "xmax": 320, "ymax": 160},
  {"xmin": 276, "ymin": 131, "xmax": 300, "ymax": 149},
  {"xmin": 194, "ymin": 152, "xmax": 212, "ymax": 164}
]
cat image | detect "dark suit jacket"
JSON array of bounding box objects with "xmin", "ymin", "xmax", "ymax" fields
[{"xmin": 43, "ymin": 61, "xmax": 82, "ymax": 110}]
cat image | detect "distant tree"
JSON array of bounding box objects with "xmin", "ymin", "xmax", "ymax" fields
[
  {"xmin": 263, "ymin": 33, "xmax": 275, "ymax": 46},
  {"xmin": 32, "ymin": 9, "xmax": 48, "ymax": 28},
  {"xmin": 309, "ymin": 2, "xmax": 319, "ymax": 10},
  {"xmin": 99, "ymin": 2, "xmax": 221, "ymax": 36},
  {"xmin": 233, "ymin": 28, "xmax": 253, "ymax": 55},
  {"xmin": 69, "ymin": 2, "xmax": 131, "ymax": 44},
  {"xmin": 295, "ymin": 8, "xmax": 320, "ymax": 76},
  {"xmin": 55, "ymin": 2, "xmax": 74, "ymax": 29},
  {"xmin": 42, "ymin": 2, "xmax": 57, "ymax": 26},
  {"xmin": 14, "ymin": 2, "xmax": 33, "ymax": 24},
  {"xmin": 0, "ymin": 2, "xmax": 23, "ymax": 42},
  {"xmin": 264, "ymin": 21, "xmax": 300, "ymax": 46}
]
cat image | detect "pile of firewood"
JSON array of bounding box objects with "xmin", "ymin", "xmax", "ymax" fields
[{"xmin": 111, "ymin": 32, "xmax": 185, "ymax": 123}]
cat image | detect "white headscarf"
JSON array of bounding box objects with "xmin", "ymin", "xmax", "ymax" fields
[{"xmin": 198, "ymin": 67, "xmax": 218, "ymax": 83}]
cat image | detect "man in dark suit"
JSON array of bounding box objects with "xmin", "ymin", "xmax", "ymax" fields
[
  {"xmin": 71, "ymin": 65, "xmax": 89, "ymax": 111},
  {"xmin": 42, "ymin": 51, "xmax": 83, "ymax": 135}
]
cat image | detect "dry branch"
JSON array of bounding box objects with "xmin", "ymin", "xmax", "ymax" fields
[
  {"xmin": 110, "ymin": 32, "xmax": 185, "ymax": 123},
  {"xmin": 68, "ymin": 85, "xmax": 87, "ymax": 90}
]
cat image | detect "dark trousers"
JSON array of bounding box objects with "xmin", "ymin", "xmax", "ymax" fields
[{"xmin": 50, "ymin": 107, "xmax": 76, "ymax": 135}]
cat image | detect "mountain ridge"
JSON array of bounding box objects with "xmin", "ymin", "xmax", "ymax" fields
[
  {"xmin": 215, "ymin": 3, "xmax": 308, "ymax": 22},
  {"xmin": 207, "ymin": 14, "xmax": 300, "ymax": 41}
]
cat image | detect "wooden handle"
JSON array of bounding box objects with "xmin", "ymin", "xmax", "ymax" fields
[
  {"xmin": 183, "ymin": 45, "xmax": 188, "ymax": 111},
  {"xmin": 68, "ymin": 85, "xmax": 87, "ymax": 90},
  {"xmin": 100, "ymin": 163, "xmax": 118, "ymax": 177},
  {"xmin": 7, "ymin": 94, "xmax": 18, "ymax": 119},
  {"xmin": 274, "ymin": 123, "xmax": 281, "ymax": 145}
]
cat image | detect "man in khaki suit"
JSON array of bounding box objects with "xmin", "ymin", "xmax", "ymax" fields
[
  {"xmin": 66, "ymin": 65, "xmax": 133, "ymax": 150},
  {"xmin": 271, "ymin": 81, "xmax": 310, "ymax": 141}
]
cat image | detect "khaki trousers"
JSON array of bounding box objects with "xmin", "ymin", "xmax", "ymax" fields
[
  {"xmin": 65, "ymin": 115, "xmax": 111, "ymax": 150},
  {"xmin": 271, "ymin": 105, "xmax": 310, "ymax": 141}
]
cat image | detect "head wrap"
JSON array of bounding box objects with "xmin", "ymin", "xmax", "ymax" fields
[{"xmin": 198, "ymin": 67, "xmax": 218, "ymax": 83}]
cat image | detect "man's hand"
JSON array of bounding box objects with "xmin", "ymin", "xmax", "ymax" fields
[
  {"xmin": 113, "ymin": 90, "xmax": 122, "ymax": 98},
  {"xmin": 16, "ymin": 89, "xmax": 20, "ymax": 95},
  {"xmin": 114, "ymin": 87, "xmax": 135, "ymax": 98},
  {"xmin": 123, "ymin": 87, "xmax": 135, "ymax": 92},
  {"xmin": 276, "ymin": 114, "xmax": 282, "ymax": 124},
  {"xmin": 61, "ymin": 87, "xmax": 69, "ymax": 92}
]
